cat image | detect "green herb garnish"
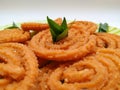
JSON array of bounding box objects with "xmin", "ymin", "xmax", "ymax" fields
[
  {"xmin": 47, "ymin": 16, "xmax": 68, "ymax": 42},
  {"xmin": 5, "ymin": 22, "xmax": 19, "ymax": 29},
  {"xmin": 98, "ymin": 23, "xmax": 108, "ymax": 32}
]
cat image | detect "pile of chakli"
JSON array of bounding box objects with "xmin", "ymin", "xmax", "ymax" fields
[
  {"xmin": 0, "ymin": 29, "xmax": 39, "ymax": 89},
  {"xmin": 0, "ymin": 17, "xmax": 120, "ymax": 90},
  {"xmin": 23, "ymin": 18, "xmax": 120, "ymax": 90}
]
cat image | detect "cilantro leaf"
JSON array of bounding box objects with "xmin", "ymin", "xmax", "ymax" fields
[{"xmin": 47, "ymin": 17, "xmax": 68, "ymax": 42}]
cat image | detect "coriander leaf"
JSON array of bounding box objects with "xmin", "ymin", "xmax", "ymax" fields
[
  {"xmin": 60, "ymin": 17, "xmax": 67, "ymax": 31},
  {"xmin": 5, "ymin": 22, "xmax": 19, "ymax": 29},
  {"xmin": 98, "ymin": 23, "xmax": 108, "ymax": 32},
  {"xmin": 47, "ymin": 16, "xmax": 62, "ymax": 34},
  {"xmin": 50, "ymin": 28, "xmax": 57, "ymax": 42},
  {"xmin": 47, "ymin": 17, "xmax": 68, "ymax": 42},
  {"xmin": 56, "ymin": 27, "xmax": 68, "ymax": 41}
]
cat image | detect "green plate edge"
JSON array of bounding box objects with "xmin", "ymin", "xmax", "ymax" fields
[
  {"xmin": 0, "ymin": 20, "xmax": 47, "ymax": 30},
  {"xmin": 0, "ymin": 21, "xmax": 120, "ymax": 35}
]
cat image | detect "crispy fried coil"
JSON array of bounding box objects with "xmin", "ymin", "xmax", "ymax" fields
[
  {"xmin": 29, "ymin": 26, "xmax": 96, "ymax": 61},
  {"xmin": 38, "ymin": 62, "xmax": 60, "ymax": 90},
  {"xmin": 0, "ymin": 43, "xmax": 39, "ymax": 90},
  {"xmin": 21, "ymin": 18, "xmax": 62, "ymax": 31},
  {"xmin": 21, "ymin": 23, "xmax": 49, "ymax": 31},
  {"xmin": 38, "ymin": 61, "xmax": 74, "ymax": 90},
  {"xmin": 46, "ymin": 48, "xmax": 120, "ymax": 90},
  {"xmin": 0, "ymin": 29, "xmax": 30, "ymax": 43},
  {"xmin": 95, "ymin": 33, "xmax": 120, "ymax": 49},
  {"xmin": 69, "ymin": 21, "xmax": 97, "ymax": 34}
]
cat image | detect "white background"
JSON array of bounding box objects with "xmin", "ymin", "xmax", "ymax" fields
[{"xmin": 0, "ymin": 0, "xmax": 120, "ymax": 27}]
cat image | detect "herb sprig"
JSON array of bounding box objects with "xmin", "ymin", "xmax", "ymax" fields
[
  {"xmin": 5, "ymin": 22, "xmax": 19, "ymax": 29},
  {"xmin": 47, "ymin": 16, "xmax": 68, "ymax": 42},
  {"xmin": 98, "ymin": 23, "xmax": 108, "ymax": 32}
]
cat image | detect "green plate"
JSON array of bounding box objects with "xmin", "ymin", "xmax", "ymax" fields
[
  {"xmin": 0, "ymin": 20, "xmax": 47, "ymax": 30},
  {"xmin": 0, "ymin": 21, "xmax": 120, "ymax": 35}
]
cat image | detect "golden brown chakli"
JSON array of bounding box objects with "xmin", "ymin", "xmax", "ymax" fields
[
  {"xmin": 0, "ymin": 29, "xmax": 30, "ymax": 43},
  {"xmin": 38, "ymin": 48, "xmax": 120, "ymax": 90},
  {"xmin": 29, "ymin": 21, "xmax": 97, "ymax": 61},
  {"xmin": 1, "ymin": 18, "xmax": 120, "ymax": 90},
  {"xmin": 95, "ymin": 33, "xmax": 120, "ymax": 49},
  {"xmin": 0, "ymin": 43, "xmax": 39, "ymax": 90}
]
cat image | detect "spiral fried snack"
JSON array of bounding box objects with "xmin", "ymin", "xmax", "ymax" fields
[
  {"xmin": 21, "ymin": 18, "xmax": 62, "ymax": 31},
  {"xmin": 38, "ymin": 62, "xmax": 60, "ymax": 90},
  {"xmin": 29, "ymin": 26, "xmax": 96, "ymax": 61},
  {"xmin": 0, "ymin": 29, "xmax": 30, "ymax": 43},
  {"xmin": 38, "ymin": 61, "xmax": 74, "ymax": 90},
  {"xmin": 0, "ymin": 43, "xmax": 39, "ymax": 90},
  {"xmin": 45, "ymin": 48, "xmax": 120, "ymax": 90},
  {"xmin": 21, "ymin": 23, "xmax": 49, "ymax": 31},
  {"xmin": 95, "ymin": 33, "xmax": 120, "ymax": 48},
  {"xmin": 69, "ymin": 21, "xmax": 97, "ymax": 34}
]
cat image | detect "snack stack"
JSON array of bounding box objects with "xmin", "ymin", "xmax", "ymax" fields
[{"xmin": 0, "ymin": 18, "xmax": 120, "ymax": 90}]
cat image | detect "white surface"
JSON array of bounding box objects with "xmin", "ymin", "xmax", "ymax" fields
[{"xmin": 0, "ymin": 0, "xmax": 120, "ymax": 27}]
